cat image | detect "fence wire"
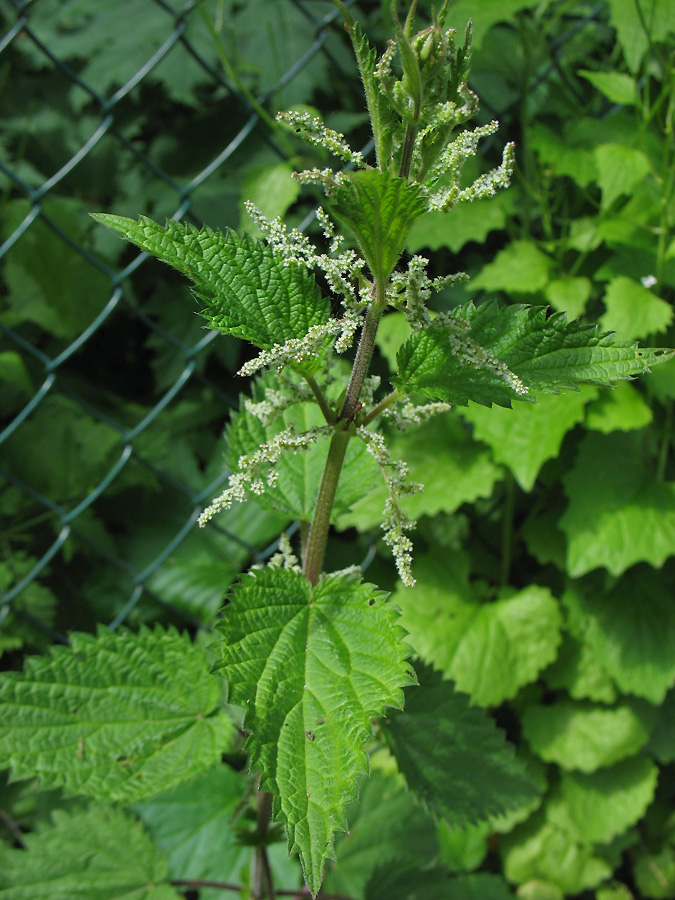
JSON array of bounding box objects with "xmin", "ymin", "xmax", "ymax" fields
[{"xmin": 0, "ymin": 0, "xmax": 606, "ymax": 645}]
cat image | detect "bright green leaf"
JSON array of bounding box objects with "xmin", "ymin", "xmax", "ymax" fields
[
  {"xmin": 337, "ymin": 413, "xmax": 502, "ymax": 531},
  {"xmin": 561, "ymin": 431, "xmax": 675, "ymax": 576},
  {"xmin": 407, "ymin": 193, "xmax": 510, "ymax": 254},
  {"xmin": 384, "ymin": 664, "xmax": 539, "ymax": 827},
  {"xmin": 578, "ymin": 70, "xmax": 637, "ymax": 105},
  {"xmin": 438, "ymin": 819, "xmax": 490, "ymax": 873},
  {"xmin": 394, "ymin": 301, "xmax": 671, "ymax": 409},
  {"xmin": 91, "ymin": 214, "xmax": 330, "ymax": 354},
  {"xmin": 470, "ymin": 241, "xmax": 551, "ymax": 294},
  {"xmin": 0, "ymin": 627, "xmax": 234, "ymax": 803},
  {"xmin": 530, "ymin": 124, "xmax": 598, "ymax": 188},
  {"xmin": 329, "ymin": 169, "xmax": 428, "ymax": 283},
  {"xmin": 522, "ymin": 699, "xmax": 654, "ymax": 772},
  {"xmin": 606, "ymin": 0, "xmax": 675, "ymax": 72},
  {"xmin": 544, "ymin": 634, "xmax": 618, "ymax": 705},
  {"xmin": 633, "ymin": 843, "xmax": 675, "ymax": 899},
  {"xmin": 600, "ymin": 275, "xmax": 673, "ymax": 339},
  {"xmin": 241, "ymin": 161, "xmax": 300, "ymax": 237},
  {"xmin": 549, "ymin": 757, "xmax": 658, "ymax": 844},
  {"xmin": 0, "ymin": 805, "xmax": 179, "ymax": 900},
  {"xmin": 459, "ymin": 389, "xmax": 594, "ymax": 491},
  {"xmin": 366, "ymin": 867, "xmax": 516, "ymax": 900},
  {"xmin": 562, "ymin": 575, "xmax": 675, "ymax": 704},
  {"xmin": 585, "ymin": 381, "xmax": 653, "ymax": 433},
  {"xmin": 214, "ymin": 566, "xmax": 416, "ymax": 895},
  {"xmin": 393, "ymin": 555, "xmax": 562, "ymax": 705},
  {"xmin": 594, "ymin": 144, "xmax": 651, "ymax": 210},
  {"xmin": 545, "ymin": 277, "xmax": 592, "ymax": 319}
]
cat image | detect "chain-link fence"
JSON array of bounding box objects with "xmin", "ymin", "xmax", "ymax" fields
[
  {"xmin": 0, "ymin": 0, "xmax": 607, "ymax": 647},
  {"xmin": 0, "ymin": 0, "xmax": 366, "ymax": 644}
]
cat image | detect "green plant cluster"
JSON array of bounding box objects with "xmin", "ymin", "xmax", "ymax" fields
[{"xmin": 2, "ymin": 2, "xmax": 675, "ymax": 900}]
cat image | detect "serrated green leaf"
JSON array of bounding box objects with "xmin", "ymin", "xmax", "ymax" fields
[
  {"xmin": 549, "ymin": 757, "xmax": 658, "ymax": 845},
  {"xmin": 393, "ymin": 301, "xmax": 671, "ymax": 409},
  {"xmin": 329, "ymin": 170, "xmax": 428, "ymax": 284},
  {"xmin": 384, "ymin": 665, "xmax": 539, "ymax": 827},
  {"xmin": 0, "ymin": 805, "xmax": 179, "ymax": 900},
  {"xmin": 438, "ymin": 819, "xmax": 490, "ymax": 873},
  {"xmin": 91, "ymin": 214, "xmax": 330, "ymax": 354},
  {"xmin": 606, "ymin": 0, "xmax": 675, "ymax": 72},
  {"xmin": 459, "ymin": 389, "xmax": 594, "ymax": 491},
  {"xmin": 578, "ymin": 70, "xmax": 638, "ymax": 105},
  {"xmin": 530, "ymin": 124, "xmax": 598, "ymax": 188},
  {"xmin": 600, "ymin": 275, "xmax": 673, "ymax": 339},
  {"xmin": 470, "ymin": 241, "xmax": 552, "ymax": 294},
  {"xmin": 226, "ymin": 373, "xmax": 378, "ymax": 522},
  {"xmin": 214, "ymin": 566, "xmax": 416, "ymax": 895},
  {"xmin": 522, "ymin": 699, "xmax": 654, "ymax": 772},
  {"xmin": 585, "ymin": 382, "xmax": 653, "ymax": 433},
  {"xmin": 323, "ymin": 769, "xmax": 438, "ymax": 900},
  {"xmin": 545, "ymin": 277, "xmax": 592, "ymax": 319},
  {"xmin": 0, "ymin": 627, "xmax": 234, "ymax": 803},
  {"xmin": 561, "ymin": 431, "xmax": 675, "ymax": 576},
  {"xmin": 633, "ymin": 843, "xmax": 675, "ymax": 899},
  {"xmin": 562, "ymin": 575, "xmax": 675, "ymax": 704},
  {"xmin": 544, "ymin": 634, "xmax": 618, "ymax": 705},
  {"xmin": 393, "ymin": 555, "xmax": 562, "ymax": 705},
  {"xmin": 337, "ymin": 413, "xmax": 501, "ymax": 531}
]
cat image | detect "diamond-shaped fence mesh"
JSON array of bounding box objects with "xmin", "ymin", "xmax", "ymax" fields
[
  {"xmin": 0, "ymin": 0, "xmax": 363, "ymax": 644},
  {"xmin": 0, "ymin": 0, "xmax": 603, "ymax": 647}
]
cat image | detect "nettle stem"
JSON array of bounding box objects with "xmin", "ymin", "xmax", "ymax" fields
[{"xmin": 303, "ymin": 283, "xmax": 387, "ymax": 586}]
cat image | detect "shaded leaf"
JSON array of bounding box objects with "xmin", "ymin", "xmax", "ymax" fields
[
  {"xmin": 384, "ymin": 664, "xmax": 539, "ymax": 827},
  {"xmin": 470, "ymin": 241, "xmax": 551, "ymax": 294},
  {"xmin": 0, "ymin": 627, "xmax": 234, "ymax": 803},
  {"xmin": 214, "ymin": 566, "xmax": 416, "ymax": 895}
]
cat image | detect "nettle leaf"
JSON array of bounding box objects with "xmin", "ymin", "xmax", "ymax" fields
[
  {"xmin": 214, "ymin": 565, "xmax": 416, "ymax": 895},
  {"xmin": 549, "ymin": 757, "xmax": 659, "ymax": 845},
  {"xmin": 562, "ymin": 574, "xmax": 675, "ymax": 704},
  {"xmin": 92, "ymin": 214, "xmax": 330, "ymax": 353},
  {"xmin": 393, "ymin": 553, "xmax": 562, "ymax": 706},
  {"xmin": 594, "ymin": 144, "xmax": 651, "ymax": 210},
  {"xmin": 0, "ymin": 805, "xmax": 179, "ymax": 900},
  {"xmin": 329, "ymin": 169, "xmax": 428, "ymax": 283},
  {"xmin": 470, "ymin": 241, "xmax": 552, "ymax": 294},
  {"xmin": 384, "ymin": 664, "xmax": 539, "ymax": 827},
  {"xmin": 647, "ymin": 688, "xmax": 675, "ymax": 763},
  {"xmin": 521, "ymin": 698, "xmax": 655, "ymax": 772},
  {"xmin": 366, "ymin": 866, "xmax": 517, "ymax": 900},
  {"xmin": 459, "ymin": 389, "xmax": 594, "ymax": 491},
  {"xmin": 600, "ymin": 275, "xmax": 673, "ymax": 339},
  {"xmin": 561, "ymin": 431, "xmax": 675, "ymax": 576},
  {"xmin": 393, "ymin": 301, "xmax": 671, "ymax": 408},
  {"xmin": 585, "ymin": 381, "xmax": 653, "ymax": 433},
  {"xmin": 578, "ymin": 70, "xmax": 638, "ymax": 105},
  {"xmin": 0, "ymin": 627, "xmax": 234, "ymax": 803}
]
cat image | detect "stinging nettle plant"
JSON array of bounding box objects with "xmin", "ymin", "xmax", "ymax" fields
[{"xmin": 2, "ymin": 3, "xmax": 673, "ymax": 898}]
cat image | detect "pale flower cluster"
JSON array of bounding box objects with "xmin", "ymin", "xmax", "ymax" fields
[
  {"xmin": 198, "ymin": 425, "xmax": 328, "ymax": 526},
  {"xmin": 356, "ymin": 426, "xmax": 423, "ymax": 587},
  {"xmin": 277, "ymin": 110, "xmax": 367, "ymax": 169}
]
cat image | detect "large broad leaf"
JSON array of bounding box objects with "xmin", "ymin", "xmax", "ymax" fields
[
  {"xmin": 561, "ymin": 431, "xmax": 675, "ymax": 576},
  {"xmin": 562, "ymin": 576, "xmax": 675, "ymax": 704},
  {"xmin": 213, "ymin": 565, "xmax": 416, "ymax": 896},
  {"xmin": 548, "ymin": 757, "xmax": 658, "ymax": 845},
  {"xmin": 392, "ymin": 553, "xmax": 562, "ymax": 706},
  {"xmin": 366, "ymin": 866, "xmax": 516, "ymax": 900},
  {"xmin": 384, "ymin": 664, "xmax": 539, "ymax": 827},
  {"xmin": 393, "ymin": 301, "xmax": 672, "ymax": 408},
  {"xmin": 0, "ymin": 806, "xmax": 179, "ymax": 900},
  {"xmin": 521, "ymin": 699, "xmax": 655, "ymax": 772},
  {"xmin": 92, "ymin": 214, "xmax": 330, "ymax": 354},
  {"xmin": 329, "ymin": 169, "xmax": 428, "ymax": 284},
  {"xmin": 459, "ymin": 389, "xmax": 594, "ymax": 491},
  {"xmin": 0, "ymin": 627, "xmax": 234, "ymax": 803}
]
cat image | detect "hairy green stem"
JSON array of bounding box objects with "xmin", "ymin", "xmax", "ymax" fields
[
  {"xmin": 303, "ymin": 429, "xmax": 352, "ymax": 586},
  {"xmin": 305, "ymin": 374, "xmax": 336, "ymax": 424},
  {"xmin": 340, "ymin": 286, "xmax": 386, "ymax": 424},
  {"xmin": 361, "ymin": 389, "xmax": 405, "ymax": 426}
]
